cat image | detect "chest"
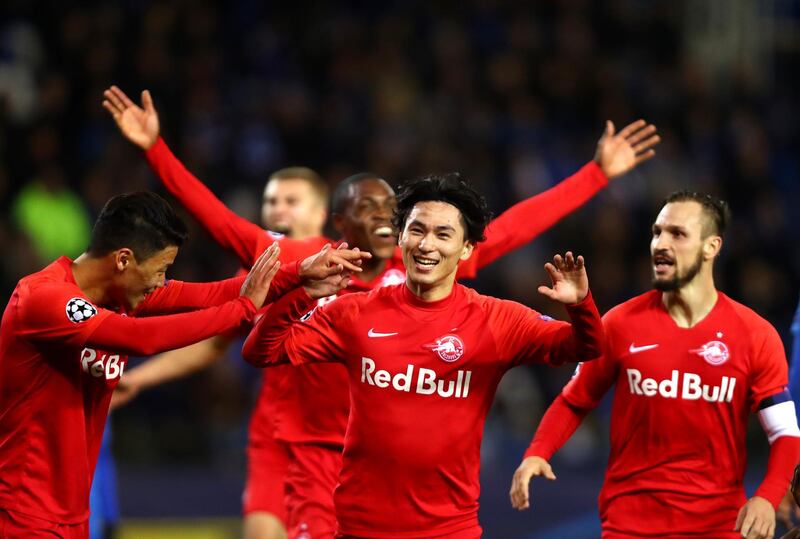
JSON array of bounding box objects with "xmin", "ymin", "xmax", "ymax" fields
[
  {"xmin": 76, "ymin": 346, "xmax": 127, "ymax": 387},
  {"xmin": 612, "ymin": 319, "xmax": 749, "ymax": 405}
]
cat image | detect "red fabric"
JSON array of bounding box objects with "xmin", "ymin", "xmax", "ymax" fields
[
  {"xmin": 244, "ymin": 283, "xmax": 602, "ymax": 537},
  {"xmin": 524, "ymin": 394, "xmax": 588, "ymax": 461},
  {"xmin": 754, "ymin": 435, "xmax": 800, "ymax": 507},
  {"xmin": 146, "ymin": 135, "xmax": 610, "ymax": 447},
  {"xmin": 0, "ymin": 257, "xmax": 257, "ymax": 523},
  {"xmin": 530, "ymin": 290, "xmax": 793, "ymax": 537},
  {"xmin": 0, "ymin": 509, "xmax": 89, "ymax": 539},
  {"xmin": 285, "ymin": 443, "xmax": 342, "ymax": 539},
  {"xmin": 242, "ymin": 434, "xmax": 291, "ymax": 521}
]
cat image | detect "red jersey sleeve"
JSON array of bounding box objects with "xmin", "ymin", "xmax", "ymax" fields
[
  {"xmin": 17, "ymin": 283, "xmax": 257, "ymax": 356},
  {"xmin": 135, "ymin": 262, "xmax": 301, "ymax": 316},
  {"xmin": 243, "ymin": 288, "xmax": 353, "ymax": 367},
  {"xmin": 748, "ymin": 316, "xmax": 790, "ymax": 412},
  {"xmin": 145, "ymin": 137, "xmax": 269, "ymax": 266},
  {"xmin": 456, "ymin": 162, "xmax": 608, "ymax": 279},
  {"xmin": 487, "ymin": 291, "xmax": 604, "ymax": 368}
]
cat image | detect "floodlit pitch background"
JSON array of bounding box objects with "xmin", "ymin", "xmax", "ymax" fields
[{"xmin": 1, "ymin": 1, "xmax": 798, "ymax": 537}]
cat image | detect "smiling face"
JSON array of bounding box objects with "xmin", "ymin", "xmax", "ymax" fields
[
  {"xmin": 650, "ymin": 201, "xmax": 719, "ymax": 292},
  {"xmin": 261, "ymin": 178, "xmax": 327, "ymax": 239},
  {"xmin": 333, "ymin": 178, "xmax": 398, "ymax": 260},
  {"xmin": 399, "ymin": 201, "xmax": 474, "ymax": 300},
  {"xmin": 114, "ymin": 245, "xmax": 178, "ymax": 310}
]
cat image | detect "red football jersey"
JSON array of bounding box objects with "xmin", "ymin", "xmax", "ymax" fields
[
  {"xmin": 541, "ymin": 290, "xmax": 788, "ymax": 537},
  {"xmin": 245, "ymin": 283, "xmax": 604, "ymax": 537},
  {"xmin": 146, "ymin": 137, "xmax": 610, "ymax": 447},
  {"xmin": 0, "ymin": 257, "xmax": 267, "ymax": 523}
]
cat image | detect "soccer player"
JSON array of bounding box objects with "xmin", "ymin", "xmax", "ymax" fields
[
  {"xmin": 0, "ymin": 190, "xmax": 365, "ymax": 538},
  {"xmin": 103, "ymin": 85, "xmax": 658, "ymax": 538},
  {"xmin": 242, "ymin": 173, "xmax": 605, "ymax": 537},
  {"xmin": 510, "ymin": 192, "xmax": 800, "ymax": 539},
  {"xmin": 110, "ymin": 167, "xmax": 329, "ymax": 539}
]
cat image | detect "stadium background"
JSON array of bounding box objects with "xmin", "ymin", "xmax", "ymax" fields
[{"xmin": 0, "ymin": 1, "xmax": 798, "ymax": 537}]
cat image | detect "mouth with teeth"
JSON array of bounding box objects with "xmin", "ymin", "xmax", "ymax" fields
[
  {"xmin": 412, "ymin": 255, "xmax": 439, "ymax": 271},
  {"xmin": 652, "ymin": 253, "xmax": 675, "ymax": 274},
  {"xmin": 372, "ymin": 225, "xmax": 396, "ymax": 245}
]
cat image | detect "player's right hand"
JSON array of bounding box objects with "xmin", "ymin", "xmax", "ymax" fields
[
  {"xmin": 240, "ymin": 244, "xmax": 281, "ymax": 309},
  {"xmin": 102, "ymin": 85, "xmax": 160, "ymax": 150},
  {"xmin": 299, "ymin": 243, "xmax": 372, "ymax": 299},
  {"xmin": 509, "ymin": 456, "xmax": 556, "ymax": 511}
]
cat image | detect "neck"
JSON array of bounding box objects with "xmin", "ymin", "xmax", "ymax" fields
[
  {"xmin": 71, "ymin": 253, "xmax": 116, "ymax": 308},
  {"xmin": 660, "ymin": 272, "xmax": 717, "ymax": 328},
  {"xmin": 358, "ymin": 256, "xmax": 389, "ymax": 283},
  {"xmin": 405, "ymin": 272, "xmax": 457, "ymax": 302}
]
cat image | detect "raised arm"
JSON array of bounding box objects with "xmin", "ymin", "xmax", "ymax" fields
[
  {"xmin": 460, "ymin": 120, "xmax": 659, "ymax": 277},
  {"xmin": 103, "ymin": 85, "xmax": 272, "ymax": 267}
]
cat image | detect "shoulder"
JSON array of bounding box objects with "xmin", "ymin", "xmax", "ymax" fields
[
  {"xmin": 467, "ymin": 286, "xmax": 536, "ymax": 319},
  {"xmin": 603, "ymin": 290, "xmax": 660, "ymax": 325},
  {"xmin": 718, "ymin": 293, "xmax": 780, "ymax": 343}
]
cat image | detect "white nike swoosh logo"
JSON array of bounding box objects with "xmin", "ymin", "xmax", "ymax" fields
[
  {"xmin": 629, "ymin": 343, "xmax": 659, "ymax": 354},
  {"xmin": 368, "ymin": 329, "xmax": 399, "ymax": 338}
]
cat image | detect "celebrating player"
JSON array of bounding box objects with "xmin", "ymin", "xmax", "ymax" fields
[
  {"xmin": 242, "ymin": 173, "xmax": 605, "ymax": 537},
  {"xmin": 110, "ymin": 167, "xmax": 328, "ymax": 539},
  {"xmin": 0, "ymin": 190, "xmax": 366, "ymax": 538},
  {"xmin": 103, "ymin": 84, "xmax": 658, "ymax": 538},
  {"xmin": 510, "ymin": 192, "xmax": 800, "ymax": 539}
]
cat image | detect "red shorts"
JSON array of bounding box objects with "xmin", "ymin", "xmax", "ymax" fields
[
  {"xmin": 285, "ymin": 443, "xmax": 342, "ymax": 539},
  {"xmin": 242, "ymin": 434, "xmax": 292, "ymax": 522},
  {"xmin": 0, "ymin": 509, "xmax": 88, "ymax": 539}
]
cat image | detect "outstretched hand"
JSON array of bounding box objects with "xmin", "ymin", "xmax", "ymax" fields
[
  {"xmin": 102, "ymin": 85, "xmax": 160, "ymax": 150},
  {"xmin": 538, "ymin": 251, "xmax": 588, "ymax": 304},
  {"xmin": 300, "ymin": 243, "xmax": 373, "ymax": 299},
  {"xmin": 509, "ymin": 456, "xmax": 557, "ymax": 511},
  {"xmin": 735, "ymin": 496, "xmax": 775, "ymax": 539},
  {"xmin": 240, "ymin": 244, "xmax": 282, "ymax": 309},
  {"xmin": 594, "ymin": 119, "xmax": 660, "ymax": 179}
]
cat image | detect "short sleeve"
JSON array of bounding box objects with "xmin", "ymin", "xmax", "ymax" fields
[
  {"xmin": 749, "ymin": 319, "xmax": 789, "ymax": 412},
  {"xmin": 16, "ymin": 283, "xmax": 113, "ymax": 348}
]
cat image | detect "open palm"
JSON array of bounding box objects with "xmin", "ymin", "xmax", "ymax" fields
[
  {"xmin": 594, "ymin": 119, "xmax": 660, "ymax": 179},
  {"xmin": 538, "ymin": 252, "xmax": 588, "ymax": 305},
  {"xmin": 102, "ymin": 85, "xmax": 160, "ymax": 150}
]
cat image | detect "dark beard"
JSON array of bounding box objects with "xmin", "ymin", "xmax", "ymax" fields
[{"xmin": 652, "ymin": 250, "xmax": 704, "ymax": 292}]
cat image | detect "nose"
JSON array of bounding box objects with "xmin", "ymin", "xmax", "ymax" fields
[{"xmin": 418, "ymin": 234, "xmax": 436, "ymax": 252}]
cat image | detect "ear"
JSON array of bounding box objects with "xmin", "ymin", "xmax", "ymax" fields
[
  {"xmin": 459, "ymin": 241, "xmax": 475, "ymax": 261},
  {"xmin": 113, "ymin": 248, "xmax": 136, "ymax": 272},
  {"xmin": 703, "ymin": 235, "xmax": 722, "ymax": 260}
]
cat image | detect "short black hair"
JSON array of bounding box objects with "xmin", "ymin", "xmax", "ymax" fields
[
  {"xmin": 331, "ymin": 172, "xmax": 382, "ymax": 214},
  {"xmin": 87, "ymin": 192, "xmax": 189, "ymax": 261},
  {"xmin": 392, "ymin": 173, "xmax": 491, "ymax": 243},
  {"xmin": 663, "ymin": 190, "xmax": 731, "ymax": 238}
]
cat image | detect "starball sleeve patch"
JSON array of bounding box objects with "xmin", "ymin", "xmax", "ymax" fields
[{"xmin": 65, "ymin": 297, "xmax": 98, "ymax": 323}]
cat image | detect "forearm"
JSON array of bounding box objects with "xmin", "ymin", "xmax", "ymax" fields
[
  {"xmin": 754, "ymin": 435, "xmax": 800, "ymax": 508},
  {"xmin": 137, "ymin": 276, "xmax": 245, "ymax": 315},
  {"xmin": 242, "ymin": 287, "xmax": 316, "ymax": 367},
  {"xmin": 87, "ymin": 297, "xmax": 256, "ymax": 356},
  {"xmin": 126, "ymin": 336, "xmax": 232, "ymax": 390},
  {"xmin": 474, "ymin": 162, "xmax": 608, "ymax": 270},
  {"xmin": 144, "ymin": 137, "xmax": 265, "ymax": 266},
  {"xmin": 525, "ymin": 394, "xmax": 590, "ymax": 461},
  {"xmin": 561, "ymin": 291, "xmax": 605, "ymax": 362}
]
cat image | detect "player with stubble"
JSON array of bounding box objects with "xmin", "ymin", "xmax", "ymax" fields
[
  {"xmin": 243, "ymin": 174, "xmax": 606, "ymax": 538},
  {"xmin": 510, "ymin": 192, "xmax": 800, "ymax": 539}
]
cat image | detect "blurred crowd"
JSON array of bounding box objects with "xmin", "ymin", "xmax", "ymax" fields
[{"xmin": 1, "ymin": 0, "xmax": 798, "ymax": 490}]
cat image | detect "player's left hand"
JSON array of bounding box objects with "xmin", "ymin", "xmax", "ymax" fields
[
  {"xmin": 538, "ymin": 251, "xmax": 588, "ymax": 305},
  {"xmin": 735, "ymin": 496, "xmax": 776, "ymax": 539},
  {"xmin": 509, "ymin": 456, "xmax": 557, "ymax": 510},
  {"xmin": 594, "ymin": 119, "xmax": 660, "ymax": 179}
]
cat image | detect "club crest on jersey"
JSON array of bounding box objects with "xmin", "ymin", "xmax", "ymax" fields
[
  {"xmin": 380, "ymin": 269, "xmax": 405, "ymax": 287},
  {"xmin": 66, "ymin": 297, "xmax": 97, "ymax": 323},
  {"xmin": 424, "ymin": 334, "xmax": 464, "ymax": 363},
  {"xmin": 691, "ymin": 340, "xmax": 730, "ymax": 366}
]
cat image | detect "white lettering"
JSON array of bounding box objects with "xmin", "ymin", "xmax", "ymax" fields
[
  {"xmin": 81, "ymin": 348, "xmax": 96, "ymax": 372},
  {"xmin": 361, "ymin": 358, "xmax": 472, "ymax": 399},
  {"xmin": 625, "ymin": 368, "xmax": 737, "ymax": 403},
  {"xmin": 105, "ymin": 355, "xmax": 121, "ymax": 380}
]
